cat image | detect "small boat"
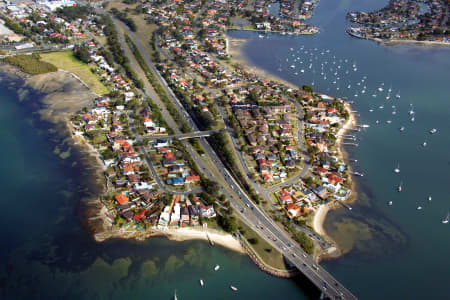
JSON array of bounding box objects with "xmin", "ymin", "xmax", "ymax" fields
[
  {"xmin": 214, "ymin": 265, "xmax": 220, "ymax": 271},
  {"xmin": 174, "ymin": 290, "xmax": 178, "ymax": 300},
  {"xmin": 230, "ymin": 285, "xmax": 238, "ymax": 291},
  {"xmin": 378, "ymin": 87, "xmax": 384, "ymax": 92},
  {"xmin": 423, "ymin": 140, "xmax": 427, "ymax": 147},
  {"xmin": 411, "ymin": 116, "xmax": 415, "ymax": 122},
  {"xmin": 369, "ymin": 109, "xmax": 374, "ymax": 112},
  {"xmin": 428, "ymin": 196, "xmax": 432, "ymax": 201},
  {"xmin": 397, "ymin": 181, "xmax": 402, "ymax": 192},
  {"xmin": 258, "ymin": 34, "xmax": 264, "ymax": 38},
  {"xmin": 417, "ymin": 206, "xmax": 423, "ymax": 210},
  {"xmin": 394, "ymin": 163, "xmax": 400, "ymax": 173},
  {"xmin": 388, "ymin": 201, "xmax": 393, "ymax": 206},
  {"xmin": 200, "ymin": 279, "xmax": 204, "ymax": 287},
  {"xmin": 399, "ymin": 126, "xmax": 405, "ymax": 132},
  {"xmin": 395, "ymin": 92, "xmax": 401, "ymax": 99},
  {"xmin": 429, "ymin": 128, "xmax": 437, "ymax": 134},
  {"xmin": 386, "ymin": 120, "xmax": 392, "ymax": 124},
  {"xmin": 442, "ymin": 212, "xmax": 449, "ymax": 224},
  {"xmin": 290, "ymin": 65, "xmax": 295, "ymax": 68}
]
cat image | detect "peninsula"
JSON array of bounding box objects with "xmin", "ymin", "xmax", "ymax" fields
[
  {"xmin": 346, "ymin": 0, "xmax": 449, "ymax": 45},
  {"xmin": 0, "ymin": 1, "xmax": 357, "ymax": 299}
]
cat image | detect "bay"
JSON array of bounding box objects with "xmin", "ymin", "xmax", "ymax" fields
[{"xmin": 227, "ymin": 0, "xmax": 450, "ymax": 299}]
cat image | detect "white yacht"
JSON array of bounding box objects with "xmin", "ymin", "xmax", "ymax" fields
[
  {"xmin": 214, "ymin": 265, "xmax": 220, "ymax": 271},
  {"xmin": 200, "ymin": 279, "xmax": 204, "ymax": 287},
  {"xmin": 442, "ymin": 212, "xmax": 449, "ymax": 224},
  {"xmin": 417, "ymin": 206, "xmax": 423, "ymax": 210},
  {"xmin": 394, "ymin": 163, "xmax": 400, "ymax": 173},
  {"xmin": 388, "ymin": 201, "xmax": 393, "ymax": 206},
  {"xmin": 430, "ymin": 128, "xmax": 437, "ymax": 134}
]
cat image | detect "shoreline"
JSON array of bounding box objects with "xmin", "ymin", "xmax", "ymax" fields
[
  {"xmin": 0, "ymin": 63, "xmax": 248, "ymax": 258},
  {"xmin": 95, "ymin": 224, "xmax": 246, "ymax": 254},
  {"xmin": 226, "ymin": 35, "xmax": 359, "ymax": 261},
  {"xmin": 355, "ymin": 36, "xmax": 450, "ymax": 47}
]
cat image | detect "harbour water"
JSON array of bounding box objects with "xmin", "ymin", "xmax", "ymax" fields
[
  {"xmin": 1, "ymin": 0, "xmax": 449, "ymax": 299},
  {"xmin": 228, "ymin": 0, "xmax": 450, "ymax": 298}
]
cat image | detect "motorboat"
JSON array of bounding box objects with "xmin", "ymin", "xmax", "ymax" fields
[
  {"xmin": 399, "ymin": 126, "xmax": 405, "ymax": 132},
  {"xmin": 430, "ymin": 128, "xmax": 437, "ymax": 134},
  {"xmin": 214, "ymin": 265, "xmax": 220, "ymax": 271},
  {"xmin": 200, "ymin": 279, "xmax": 204, "ymax": 287},
  {"xmin": 394, "ymin": 163, "xmax": 400, "ymax": 173},
  {"xmin": 388, "ymin": 201, "xmax": 393, "ymax": 206},
  {"xmin": 230, "ymin": 286, "xmax": 238, "ymax": 291},
  {"xmin": 417, "ymin": 206, "xmax": 423, "ymax": 210},
  {"xmin": 428, "ymin": 196, "xmax": 432, "ymax": 201},
  {"xmin": 397, "ymin": 181, "xmax": 402, "ymax": 192}
]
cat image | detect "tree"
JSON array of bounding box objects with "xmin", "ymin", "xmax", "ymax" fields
[
  {"xmin": 74, "ymin": 46, "xmax": 91, "ymax": 64},
  {"xmin": 302, "ymin": 85, "xmax": 314, "ymax": 93}
]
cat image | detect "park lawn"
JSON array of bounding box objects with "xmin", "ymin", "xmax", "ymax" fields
[
  {"xmin": 40, "ymin": 51, "xmax": 108, "ymax": 95},
  {"xmin": 237, "ymin": 220, "xmax": 290, "ymax": 271}
]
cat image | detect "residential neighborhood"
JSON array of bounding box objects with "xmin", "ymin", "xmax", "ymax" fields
[{"xmin": 346, "ymin": 0, "xmax": 449, "ymax": 43}]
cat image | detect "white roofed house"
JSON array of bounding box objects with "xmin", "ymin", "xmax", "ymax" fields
[{"xmin": 200, "ymin": 204, "xmax": 216, "ymax": 219}]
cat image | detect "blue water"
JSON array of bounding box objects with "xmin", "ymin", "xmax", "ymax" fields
[{"xmin": 227, "ymin": 0, "xmax": 450, "ymax": 298}]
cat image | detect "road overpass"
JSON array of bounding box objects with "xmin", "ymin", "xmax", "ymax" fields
[{"xmin": 144, "ymin": 129, "xmax": 220, "ymax": 141}]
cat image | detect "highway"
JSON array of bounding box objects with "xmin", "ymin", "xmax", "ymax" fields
[
  {"xmin": 120, "ymin": 22, "xmax": 356, "ymax": 300},
  {"xmin": 87, "ymin": 3, "xmax": 357, "ymax": 298}
]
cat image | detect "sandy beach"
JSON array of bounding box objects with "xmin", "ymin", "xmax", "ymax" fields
[
  {"xmin": 226, "ymin": 35, "xmax": 299, "ymax": 90},
  {"xmin": 94, "ymin": 223, "xmax": 245, "ymax": 254}
]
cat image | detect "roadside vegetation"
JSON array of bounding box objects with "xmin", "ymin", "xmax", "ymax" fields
[
  {"xmin": 237, "ymin": 220, "xmax": 290, "ymax": 271},
  {"xmin": 124, "ymin": 34, "xmax": 191, "ymax": 133},
  {"xmin": 2, "ymin": 54, "xmax": 57, "ymax": 74}
]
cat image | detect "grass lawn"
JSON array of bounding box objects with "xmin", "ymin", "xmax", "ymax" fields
[
  {"xmin": 40, "ymin": 51, "xmax": 108, "ymax": 95},
  {"xmin": 237, "ymin": 220, "xmax": 290, "ymax": 271}
]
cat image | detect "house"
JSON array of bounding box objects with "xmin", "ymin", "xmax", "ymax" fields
[
  {"xmin": 115, "ymin": 194, "xmax": 129, "ymax": 205},
  {"xmin": 170, "ymin": 203, "xmax": 180, "ymax": 227},
  {"xmin": 287, "ymin": 203, "xmax": 301, "ymax": 218},
  {"xmin": 167, "ymin": 177, "xmax": 184, "ymax": 185},
  {"xmin": 200, "ymin": 204, "xmax": 216, "ymax": 218},
  {"xmin": 188, "ymin": 205, "xmax": 199, "ymax": 225},
  {"xmin": 279, "ymin": 190, "xmax": 293, "ymax": 204},
  {"xmin": 180, "ymin": 206, "xmax": 190, "ymax": 227},
  {"xmin": 158, "ymin": 206, "xmax": 171, "ymax": 228},
  {"xmin": 185, "ymin": 175, "xmax": 200, "ymax": 183}
]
